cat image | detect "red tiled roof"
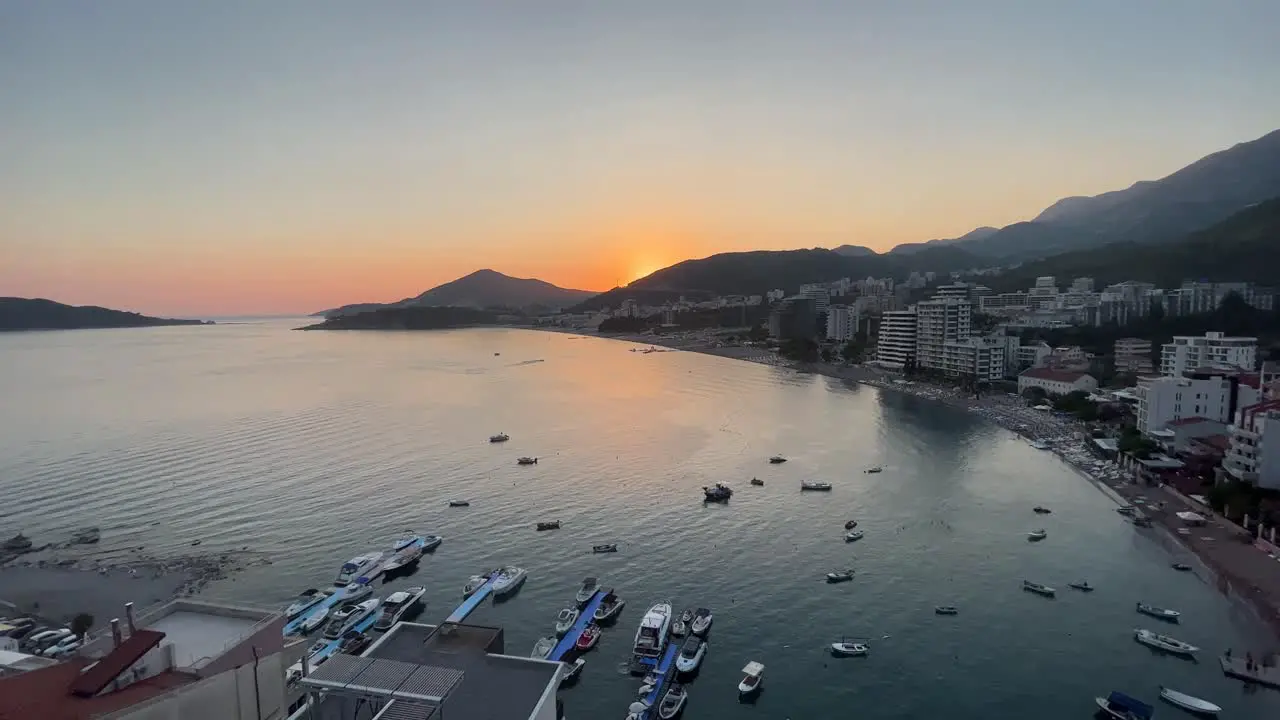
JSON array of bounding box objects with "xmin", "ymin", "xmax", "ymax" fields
[
  {"xmin": 1166, "ymin": 416, "xmax": 1213, "ymax": 427},
  {"xmin": 1192, "ymin": 434, "xmax": 1232, "ymax": 451},
  {"xmin": 0, "ymin": 659, "xmax": 192, "ymax": 720},
  {"xmin": 70, "ymin": 629, "xmax": 165, "ymax": 697},
  {"xmin": 1019, "ymin": 367, "xmax": 1092, "ymax": 382}
]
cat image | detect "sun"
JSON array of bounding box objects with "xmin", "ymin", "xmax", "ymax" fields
[{"xmin": 628, "ymin": 263, "xmax": 662, "ymax": 284}]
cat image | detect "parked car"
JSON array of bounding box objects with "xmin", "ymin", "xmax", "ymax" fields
[
  {"xmin": 42, "ymin": 634, "xmax": 83, "ymax": 658},
  {"xmin": 3, "ymin": 618, "xmax": 36, "ymax": 638},
  {"xmin": 24, "ymin": 628, "xmax": 71, "ymax": 652}
]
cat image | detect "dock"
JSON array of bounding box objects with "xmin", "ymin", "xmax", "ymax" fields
[
  {"xmin": 308, "ymin": 613, "xmax": 379, "ymax": 667},
  {"xmin": 637, "ymin": 641, "xmax": 680, "ymax": 719},
  {"xmin": 283, "ymin": 594, "xmax": 343, "ymax": 637},
  {"xmin": 446, "ymin": 572, "xmax": 499, "ymax": 623},
  {"xmin": 1220, "ymin": 654, "xmax": 1280, "ymax": 688},
  {"xmin": 549, "ymin": 590, "xmax": 607, "ymax": 662}
]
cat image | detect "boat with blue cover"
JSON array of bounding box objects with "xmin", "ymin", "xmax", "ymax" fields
[{"xmin": 1095, "ymin": 691, "xmax": 1153, "ymax": 720}]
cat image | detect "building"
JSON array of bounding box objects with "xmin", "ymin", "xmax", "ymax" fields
[
  {"xmin": 765, "ymin": 289, "xmax": 786, "ymax": 303},
  {"xmin": 939, "ymin": 336, "xmax": 1007, "ymax": 382},
  {"xmin": 1043, "ymin": 346, "xmax": 1090, "ymax": 371},
  {"xmin": 932, "ymin": 283, "xmax": 971, "ymax": 300},
  {"xmin": 1136, "ymin": 372, "xmax": 1260, "ymax": 436},
  {"xmin": 767, "ymin": 296, "xmax": 818, "ymax": 341},
  {"xmin": 1070, "ymin": 277, "xmax": 1095, "ymax": 293},
  {"xmin": 1160, "ymin": 331, "xmax": 1258, "ymax": 376},
  {"xmin": 1015, "ymin": 342, "xmax": 1052, "ymax": 371},
  {"xmin": 797, "ymin": 284, "xmax": 831, "ymax": 315},
  {"xmin": 1223, "ymin": 399, "xmax": 1280, "ymax": 491},
  {"xmin": 914, "ymin": 297, "xmax": 972, "ymax": 373},
  {"xmin": 1017, "ymin": 368, "xmax": 1098, "ymax": 396},
  {"xmin": 296, "ymin": 621, "xmax": 563, "ymax": 720},
  {"xmin": 825, "ymin": 305, "xmax": 860, "ymax": 343},
  {"xmin": 979, "ymin": 292, "xmax": 1030, "ymax": 314},
  {"xmin": 874, "ymin": 308, "xmax": 918, "ymax": 369}
]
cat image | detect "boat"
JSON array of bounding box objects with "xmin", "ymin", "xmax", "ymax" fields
[
  {"xmin": 517, "ymin": 456, "xmax": 538, "ymax": 465},
  {"xmin": 826, "ymin": 570, "xmax": 854, "ymax": 583},
  {"xmin": 1022, "ymin": 580, "xmax": 1055, "ymax": 597},
  {"xmin": 625, "ymin": 701, "xmax": 651, "ymax": 720},
  {"xmin": 1068, "ymin": 581, "xmax": 1094, "ymax": 592},
  {"xmin": 690, "ymin": 608, "xmax": 712, "ymax": 636},
  {"xmin": 1027, "ymin": 529, "xmax": 1047, "ymax": 541},
  {"xmin": 703, "ymin": 483, "xmax": 733, "ymax": 502},
  {"xmin": 592, "ymin": 544, "xmax": 618, "ymax": 554},
  {"xmin": 844, "ymin": 530, "xmax": 864, "ymax": 542},
  {"xmin": 657, "ymin": 683, "xmax": 688, "ymax": 719},
  {"xmin": 1134, "ymin": 628, "xmax": 1198, "ymax": 655},
  {"xmin": 1117, "ymin": 506, "xmax": 1137, "ymax": 516},
  {"xmin": 844, "ymin": 520, "xmax": 858, "ymax": 529},
  {"xmin": 575, "ymin": 623, "xmax": 600, "ymax": 651},
  {"xmin": 463, "ymin": 569, "xmax": 497, "ymax": 598},
  {"xmin": 631, "ymin": 602, "xmax": 673, "ymax": 665},
  {"xmin": 559, "ymin": 658, "xmax": 585, "ymax": 686},
  {"xmin": 830, "ymin": 639, "xmax": 869, "ymax": 656},
  {"xmin": 637, "ymin": 672, "xmax": 661, "ymax": 697},
  {"xmin": 373, "ymin": 586, "xmax": 426, "ymax": 631},
  {"xmin": 1033, "ymin": 506, "xmax": 1051, "ymax": 514},
  {"xmin": 490, "ymin": 433, "xmax": 509, "ymax": 443},
  {"xmin": 334, "ymin": 552, "xmax": 383, "ymax": 586},
  {"xmin": 380, "ymin": 537, "xmax": 427, "ymax": 574},
  {"xmin": 1136, "ymin": 603, "xmax": 1180, "ymax": 622},
  {"xmin": 670, "ymin": 618, "xmax": 688, "ymax": 638},
  {"xmin": 536, "ymin": 521, "xmax": 561, "ymax": 531},
  {"xmin": 555, "ymin": 608, "xmax": 580, "ymax": 637},
  {"xmin": 297, "ymin": 606, "xmax": 331, "ymax": 634},
  {"xmin": 935, "ymin": 606, "xmax": 959, "ymax": 615},
  {"xmin": 575, "ymin": 577, "xmax": 599, "ymax": 606},
  {"xmin": 1095, "ymin": 691, "xmax": 1154, "ymax": 720},
  {"xmin": 801, "ymin": 481, "xmax": 832, "ymax": 491},
  {"xmin": 338, "ymin": 629, "xmax": 372, "ymax": 656},
  {"xmin": 448, "ymin": 500, "xmax": 470, "ymax": 507},
  {"xmin": 1029, "ymin": 440, "xmax": 1050, "ymax": 450},
  {"xmin": 1172, "ymin": 562, "xmax": 1193, "ymax": 571},
  {"xmin": 530, "ymin": 636, "xmax": 556, "ymax": 659},
  {"xmin": 285, "ymin": 589, "xmax": 331, "ymax": 620},
  {"xmin": 1159, "ymin": 686, "xmax": 1221, "ymax": 716},
  {"xmin": 750, "ymin": 477, "xmax": 764, "ymax": 486},
  {"xmin": 594, "ymin": 592, "xmax": 626, "ymax": 622},
  {"xmin": 678, "ymin": 608, "xmax": 693, "ymax": 625},
  {"xmin": 738, "ymin": 661, "xmax": 765, "ymax": 695},
  {"xmin": 1133, "ymin": 515, "xmax": 1154, "ymax": 528},
  {"xmin": 337, "ymin": 579, "xmax": 373, "ymax": 603},
  {"xmin": 865, "ymin": 466, "xmax": 883, "ymax": 473},
  {"xmin": 769, "ymin": 455, "xmax": 787, "ymax": 464},
  {"xmin": 492, "ymin": 566, "xmax": 527, "ymax": 596},
  {"xmin": 675, "ymin": 636, "xmax": 706, "ymax": 674},
  {"xmin": 323, "ymin": 599, "xmax": 380, "ymax": 639}
]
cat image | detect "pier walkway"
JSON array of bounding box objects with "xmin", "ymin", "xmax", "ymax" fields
[
  {"xmin": 309, "ymin": 613, "xmax": 378, "ymax": 667},
  {"xmin": 283, "ymin": 593, "xmax": 342, "ymax": 637},
  {"xmin": 446, "ymin": 572, "xmax": 498, "ymax": 623},
  {"xmin": 549, "ymin": 590, "xmax": 606, "ymax": 662},
  {"xmin": 637, "ymin": 641, "xmax": 680, "ymax": 719}
]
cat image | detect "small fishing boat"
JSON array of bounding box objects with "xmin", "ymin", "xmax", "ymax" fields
[
  {"xmin": 1159, "ymin": 686, "xmax": 1221, "ymax": 716},
  {"xmin": 1022, "ymin": 580, "xmax": 1055, "ymax": 597},
  {"xmin": 826, "ymin": 569, "xmax": 855, "ymax": 583},
  {"xmin": 1136, "ymin": 603, "xmax": 1180, "ymax": 621},
  {"xmin": 594, "ymin": 592, "xmax": 626, "ymax": 622},
  {"xmin": 844, "ymin": 520, "xmax": 858, "ymax": 529},
  {"xmin": 285, "ymin": 589, "xmax": 331, "ymax": 620},
  {"xmin": 492, "ymin": 566, "xmax": 528, "ymax": 596},
  {"xmin": 1095, "ymin": 691, "xmax": 1154, "ymax": 720},
  {"xmin": 1171, "ymin": 562, "xmax": 1193, "ymax": 571},
  {"xmin": 690, "ymin": 608, "xmax": 713, "ymax": 636},
  {"xmin": 801, "ymin": 481, "xmax": 832, "ymax": 491},
  {"xmin": 750, "ymin": 477, "xmax": 764, "ymax": 486},
  {"xmin": 1027, "ymin": 529, "xmax": 1047, "ymax": 541},
  {"xmin": 576, "ymin": 577, "xmax": 599, "ymax": 606},
  {"xmin": 374, "ymin": 586, "xmax": 426, "ymax": 631},
  {"xmin": 555, "ymin": 607, "xmax": 580, "ymax": 637},
  {"xmin": 657, "ymin": 683, "xmax": 688, "ymax": 719},
  {"xmin": 448, "ymin": 500, "xmax": 470, "ymax": 507},
  {"xmin": 703, "ymin": 483, "xmax": 733, "ymax": 502},
  {"xmin": 830, "ymin": 639, "xmax": 869, "ymax": 656},
  {"xmin": 463, "ymin": 569, "xmax": 497, "ymax": 598},
  {"xmin": 559, "ymin": 658, "xmax": 585, "ymax": 686},
  {"xmin": 536, "ymin": 521, "xmax": 561, "ymax": 531},
  {"xmin": 844, "ymin": 530, "xmax": 864, "ymax": 542},
  {"xmin": 592, "ymin": 543, "xmax": 618, "ymax": 554},
  {"xmin": 674, "ymin": 636, "xmax": 706, "ymax": 674},
  {"xmin": 323, "ymin": 599, "xmax": 380, "ymax": 640},
  {"xmin": 769, "ymin": 455, "xmax": 787, "ymax": 464},
  {"xmin": 575, "ymin": 623, "xmax": 601, "ymax": 651},
  {"xmin": 1068, "ymin": 581, "xmax": 1094, "ymax": 592},
  {"xmin": 935, "ymin": 606, "xmax": 959, "ymax": 615},
  {"xmin": 1134, "ymin": 628, "xmax": 1198, "ymax": 655},
  {"xmin": 489, "ymin": 433, "xmax": 509, "ymax": 443},
  {"xmin": 738, "ymin": 661, "xmax": 765, "ymax": 696},
  {"xmin": 1033, "ymin": 506, "xmax": 1051, "ymax": 514},
  {"xmin": 530, "ymin": 636, "xmax": 556, "ymax": 659},
  {"xmin": 517, "ymin": 456, "xmax": 538, "ymax": 465}
]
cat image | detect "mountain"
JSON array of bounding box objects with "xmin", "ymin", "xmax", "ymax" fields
[
  {"xmin": 0, "ymin": 298, "xmax": 207, "ymax": 331},
  {"xmin": 301, "ymin": 306, "xmax": 500, "ymax": 331},
  {"xmin": 888, "ymin": 226, "xmax": 999, "ymax": 255},
  {"xmin": 893, "ymin": 128, "xmax": 1280, "ymax": 262},
  {"xmin": 831, "ymin": 244, "xmax": 876, "ymax": 257},
  {"xmin": 987, "ymin": 195, "xmax": 1280, "ymax": 291},
  {"xmin": 321, "ymin": 269, "xmax": 598, "ymax": 317}
]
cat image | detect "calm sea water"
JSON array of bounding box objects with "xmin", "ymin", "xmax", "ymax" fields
[{"xmin": 2, "ymin": 321, "xmax": 1277, "ymax": 719}]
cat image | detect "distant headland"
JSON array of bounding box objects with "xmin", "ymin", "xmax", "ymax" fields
[
  {"xmin": 0, "ymin": 298, "xmax": 212, "ymax": 332},
  {"xmin": 299, "ymin": 305, "xmax": 502, "ymax": 331}
]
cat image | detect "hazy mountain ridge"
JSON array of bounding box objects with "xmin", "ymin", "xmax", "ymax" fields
[
  {"xmin": 321, "ymin": 269, "xmax": 597, "ymax": 317},
  {"xmin": 0, "ymin": 298, "xmax": 207, "ymax": 331}
]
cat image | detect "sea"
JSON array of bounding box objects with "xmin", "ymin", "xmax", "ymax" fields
[{"xmin": 1, "ymin": 319, "xmax": 1278, "ymax": 719}]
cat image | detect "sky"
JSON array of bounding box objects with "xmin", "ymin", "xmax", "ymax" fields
[{"xmin": 3, "ymin": 1, "xmax": 1279, "ymax": 316}]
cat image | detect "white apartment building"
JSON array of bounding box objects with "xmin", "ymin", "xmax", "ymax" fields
[
  {"xmin": 1015, "ymin": 342, "xmax": 1052, "ymax": 370},
  {"xmin": 798, "ymin": 284, "xmax": 831, "ymax": 314},
  {"xmin": 874, "ymin": 308, "xmax": 918, "ymax": 369},
  {"xmin": 1017, "ymin": 368, "xmax": 1098, "ymax": 396},
  {"xmin": 1160, "ymin": 331, "xmax": 1258, "ymax": 376},
  {"xmin": 933, "ymin": 283, "xmax": 971, "ymax": 299},
  {"xmin": 915, "ymin": 297, "xmax": 972, "ymax": 373},
  {"xmin": 940, "ymin": 336, "xmax": 1007, "ymax": 382},
  {"xmin": 826, "ymin": 305, "xmax": 860, "ymax": 342},
  {"xmin": 979, "ymin": 292, "xmax": 1030, "ymax": 314},
  {"xmin": 1135, "ymin": 374, "xmax": 1259, "ymax": 435},
  {"xmin": 1223, "ymin": 399, "xmax": 1280, "ymax": 490},
  {"xmin": 1115, "ymin": 337, "xmax": 1152, "ymax": 357}
]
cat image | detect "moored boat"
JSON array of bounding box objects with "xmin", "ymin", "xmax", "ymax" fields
[
  {"xmin": 592, "ymin": 543, "xmax": 618, "ymax": 554},
  {"xmin": 334, "ymin": 552, "xmax": 384, "ymax": 586},
  {"xmin": 463, "ymin": 569, "xmax": 497, "ymax": 598},
  {"xmin": 530, "ymin": 636, "xmax": 556, "ymax": 659},
  {"xmin": 844, "ymin": 530, "xmax": 864, "ymax": 542},
  {"xmin": 657, "ymin": 683, "xmax": 688, "ymax": 719},
  {"xmin": 738, "ymin": 661, "xmax": 765, "ymax": 695},
  {"xmin": 1117, "ymin": 506, "xmax": 1137, "ymax": 516},
  {"xmin": 1033, "ymin": 506, "xmax": 1051, "ymax": 514},
  {"xmin": 297, "ymin": 606, "xmax": 331, "ymax": 634},
  {"xmin": 517, "ymin": 456, "xmax": 538, "ymax": 465},
  {"xmin": 536, "ymin": 521, "xmax": 561, "ymax": 531},
  {"xmin": 674, "ymin": 636, "xmax": 706, "ymax": 674},
  {"xmin": 702, "ymin": 483, "xmax": 733, "ymax": 502},
  {"xmin": 373, "ymin": 586, "xmax": 425, "ymax": 631},
  {"xmin": 690, "ymin": 607, "xmax": 712, "ymax": 636},
  {"xmin": 337, "ymin": 579, "xmax": 373, "ymax": 603},
  {"xmin": 750, "ymin": 477, "xmax": 764, "ymax": 486},
  {"xmin": 769, "ymin": 455, "xmax": 787, "ymax": 464},
  {"xmin": 1095, "ymin": 691, "xmax": 1154, "ymax": 720},
  {"xmin": 594, "ymin": 591, "xmax": 626, "ymax": 623},
  {"xmin": 830, "ymin": 639, "xmax": 869, "ymax": 656},
  {"xmin": 1068, "ymin": 581, "xmax": 1094, "ymax": 592},
  {"xmin": 380, "ymin": 536, "xmax": 428, "ymax": 574},
  {"xmin": 826, "ymin": 569, "xmax": 854, "ymax": 583},
  {"xmin": 448, "ymin": 499, "xmax": 470, "ymax": 507},
  {"xmin": 1159, "ymin": 686, "xmax": 1221, "ymax": 716},
  {"xmin": 1134, "ymin": 628, "xmax": 1198, "ymax": 655},
  {"xmin": 555, "ymin": 607, "xmax": 580, "ymax": 637},
  {"xmin": 801, "ymin": 481, "xmax": 832, "ymax": 491},
  {"xmin": 323, "ymin": 598, "xmax": 380, "ymax": 640},
  {"xmin": 492, "ymin": 566, "xmax": 528, "ymax": 596},
  {"xmin": 559, "ymin": 658, "xmax": 585, "ymax": 686},
  {"xmin": 489, "ymin": 433, "xmax": 509, "ymax": 443},
  {"xmin": 575, "ymin": 623, "xmax": 601, "ymax": 651},
  {"xmin": 285, "ymin": 589, "xmax": 331, "ymax": 620},
  {"xmin": 1022, "ymin": 580, "xmax": 1055, "ymax": 597},
  {"xmin": 1136, "ymin": 602, "xmax": 1180, "ymax": 622},
  {"xmin": 1027, "ymin": 529, "xmax": 1047, "ymax": 541},
  {"xmin": 338, "ymin": 629, "xmax": 372, "ymax": 656},
  {"xmin": 631, "ymin": 602, "xmax": 673, "ymax": 668},
  {"xmin": 935, "ymin": 606, "xmax": 958, "ymax": 615},
  {"xmin": 576, "ymin": 576, "xmax": 600, "ymax": 606},
  {"xmin": 865, "ymin": 466, "xmax": 883, "ymax": 473},
  {"xmin": 844, "ymin": 520, "xmax": 858, "ymax": 529}
]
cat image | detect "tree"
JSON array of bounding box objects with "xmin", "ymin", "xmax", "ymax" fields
[
  {"xmin": 820, "ymin": 347, "xmax": 835, "ymax": 363},
  {"xmin": 1022, "ymin": 386, "xmax": 1047, "ymax": 403},
  {"xmin": 71, "ymin": 613, "xmax": 94, "ymax": 639}
]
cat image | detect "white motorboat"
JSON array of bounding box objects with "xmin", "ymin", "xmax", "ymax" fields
[
  {"xmin": 1134, "ymin": 628, "xmax": 1198, "ymax": 655},
  {"xmin": 1022, "ymin": 580, "xmax": 1055, "ymax": 597},
  {"xmin": 559, "ymin": 658, "xmax": 585, "ymax": 686},
  {"xmin": 463, "ymin": 569, "xmax": 498, "ymax": 598},
  {"xmin": 517, "ymin": 456, "xmax": 538, "ymax": 465},
  {"xmin": 334, "ymin": 552, "xmax": 383, "ymax": 586},
  {"xmin": 337, "ymin": 580, "xmax": 373, "ymax": 603},
  {"xmin": 625, "ymin": 701, "xmax": 652, "ymax": 720},
  {"xmin": 1136, "ymin": 602, "xmax": 1180, "ymax": 622},
  {"xmin": 674, "ymin": 636, "xmax": 706, "ymax": 674},
  {"xmin": 380, "ymin": 537, "xmax": 426, "ymax": 574},
  {"xmin": 323, "ymin": 599, "xmax": 380, "ymax": 640},
  {"xmin": 1027, "ymin": 529, "xmax": 1047, "ymax": 541},
  {"xmin": 594, "ymin": 592, "xmax": 626, "ymax": 622},
  {"xmin": 374, "ymin": 586, "xmax": 425, "ymax": 631},
  {"xmin": 657, "ymin": 683, "xmax": 688, "ymax": 719},
  {"xmin": 530, "ymin": 636, "xmax": 556, "ymax": 659},
  {"xmin": 738, "ymin": 661, "xmax": 764, "ymax": 695},
  {"xmin": 632, "ymin": 602, "xmax": 673, "ymax": 664},
  {"xmin": 492, "ymin": 566, "xmax": 528, "ymax": 596},
  {"xmin": 826, "ymin": 569, "xmax": 854, "ymax": 583},
  {"xmin": 555, "ymin": 608, "xmax": 580, "ymax": 637},
  {"xmin": 490, "ymin": 433, "xmax": 509, "ymax": 443},
  {"xmin": 830, "ymin": 640, "xmax": 869, "ymax": 656},
  {"xmin": 801, "ymin": 481, "xmax": 832, "ymax": 491},
  {"xmin": 690, "ymin": 607, "xmax": 712, "ymax": 636},
  {"xmin": 576, "ymin": 576, "xmax": 599, "ymax": 606},
  {"xmin": 421, "ymin": 534, "xmax": 443, "ymax": 552},
  {"xmin": 285, "ymin": 589, "xmax": 331, "ymax": 620},
  {"xmin": 1159, "ymin": 686, "xmax": 1221, "ymax": 716},
  {"xmin": 298, "ymin": 606, "xmax": 331, "ymax": 634},
  {"xmin": 670, "ymin": 618, "xmax": 688, "ymax": 638},
  {"xmin": 844, "ymin": 530, "xmax": 864, "ymax": 542}
]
